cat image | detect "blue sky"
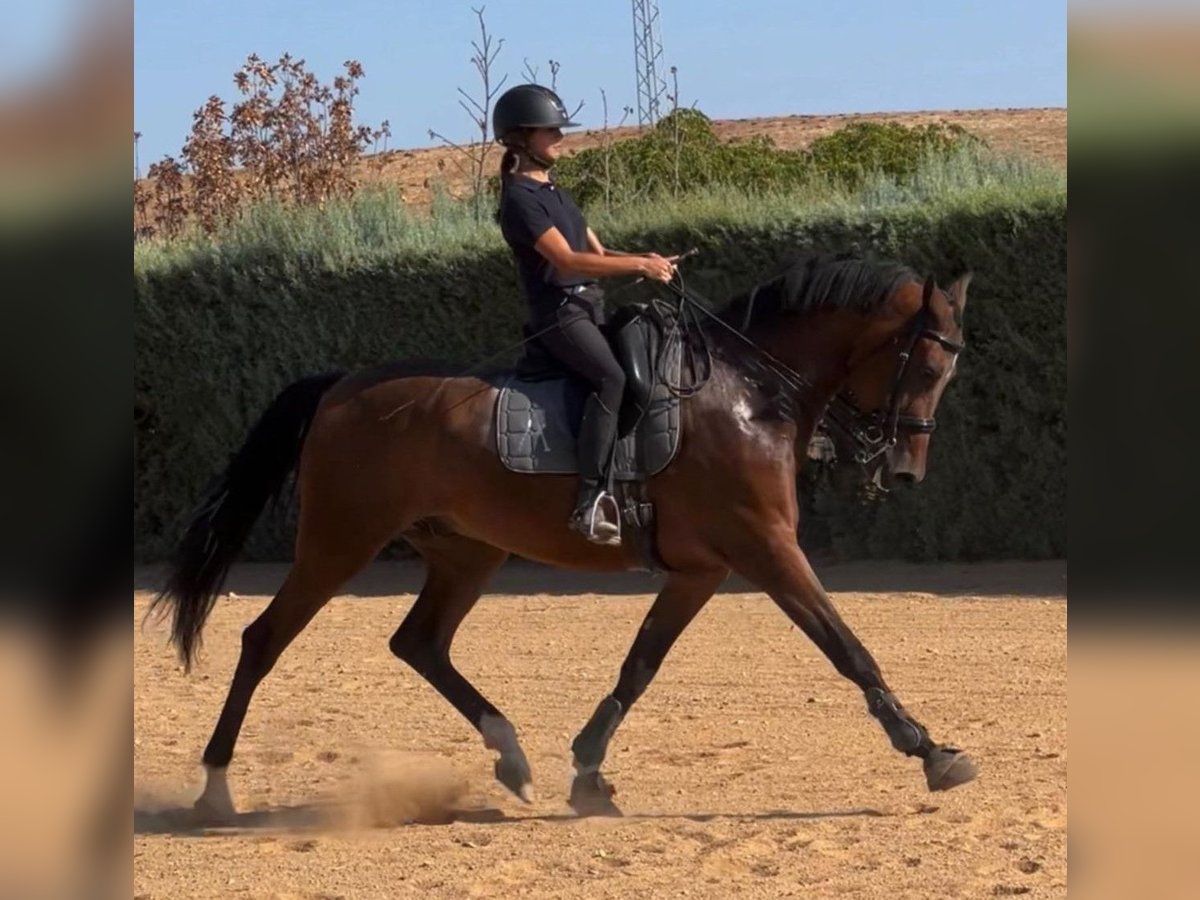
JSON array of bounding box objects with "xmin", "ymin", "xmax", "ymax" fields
[{"xmin": 132, "ymin": 0, "xmax": 1065, "ymax": 168}]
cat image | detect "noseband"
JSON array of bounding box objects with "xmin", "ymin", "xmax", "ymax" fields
[{"xmin": 824, "ymin": 285, "xmax": 965, "ymax": 464}]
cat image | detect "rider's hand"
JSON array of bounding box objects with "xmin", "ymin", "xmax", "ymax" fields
[{"xmin": 639, "ymin": 253, "xmax": 677, "ymax": 283}]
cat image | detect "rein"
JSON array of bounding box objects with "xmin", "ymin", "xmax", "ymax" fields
[{"xmin": 655, "ymin": 271, "xmax": 965, "ymax": 467}]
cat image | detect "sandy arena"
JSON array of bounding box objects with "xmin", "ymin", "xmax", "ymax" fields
[{"xmin": 134, "ymin": 560, "xmax": 1066, "ymax": 899}]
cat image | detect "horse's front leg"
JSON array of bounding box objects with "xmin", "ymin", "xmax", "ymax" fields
[{"xmin": 728, "ymin": 526, "xmax": 977, "ymax": 792}]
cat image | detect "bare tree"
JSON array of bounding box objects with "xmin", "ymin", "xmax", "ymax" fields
[
  {"xmin": 521, "ymin": 57, "xmax": 571, "ymax": 100},
  {"xmin": 552, "ymin": 61, "xmax": 587, "ymax": 122},
  {"xmin": 599, "ymin": 88, "xmax": 633, "ymax": 212},
  {"xmin": 427, "ymin": 6, "xmax": 509, "ymax": 222},
  {"xmin": 667, "ymin": 65, "xmax": 681, "ymax": 197}
]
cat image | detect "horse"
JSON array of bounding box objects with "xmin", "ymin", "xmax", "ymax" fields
[{"xmin": 150, "ymin": 251, "xmax": 976, "ymax": 819}]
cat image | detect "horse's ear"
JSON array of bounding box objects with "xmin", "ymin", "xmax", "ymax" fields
[
  {"xmin": 921, "ymin": 274, "xmax": 936, "ymax": 307},
  {"xmin": 947, "ymin": 271, "xmax": 972, "ymax": 312}
]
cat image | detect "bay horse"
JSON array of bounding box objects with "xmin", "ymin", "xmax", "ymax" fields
[{"xmin": 151, "ymin": 252, "xmax": 977, "ymax": 818}]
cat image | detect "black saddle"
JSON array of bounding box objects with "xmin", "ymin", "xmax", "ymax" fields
[{"xmin": 493, "ymin": 303, "xmax": 682, "ymax": 481}]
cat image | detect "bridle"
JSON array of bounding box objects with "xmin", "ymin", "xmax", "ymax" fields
[
  {"xmin": 822, "ymin": 279, "xmax": 965, "ymax": 464},
  {"xmin": 656, "ymin": 271, "xmax": 965, "ymax": 468}
]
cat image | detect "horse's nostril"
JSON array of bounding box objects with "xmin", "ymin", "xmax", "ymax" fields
[{"xmin": 894, "ymin": 471, "xmax": 917, "ymax": 485}]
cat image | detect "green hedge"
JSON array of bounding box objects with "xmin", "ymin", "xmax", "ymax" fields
[
  {"xmin": 547, "ymin": 111, "xmax": 982, "ymax": 213},
  {"xmin": 135, "ymin": 187, "xmax": 1065, "ymax": 563}
]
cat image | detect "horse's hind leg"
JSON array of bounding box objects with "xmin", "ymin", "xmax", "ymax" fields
[
  {"xmin": 387, "ymin": 534, "xmax": 529, "ymax": 799},
  {"xmin": 194, "ymin": 531, "xmax": 391, "ymax": 819},
  {"xmin": 568, "ymin": 568, "xmax": 728, "ymax": 816}
]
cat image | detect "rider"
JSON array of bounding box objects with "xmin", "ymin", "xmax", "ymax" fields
[{"xmin": 492, "ymin": 83, "xmax": 676, "ymax": 546}]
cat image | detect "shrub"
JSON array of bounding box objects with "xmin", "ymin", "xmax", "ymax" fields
[{"xmin": 550, "ymin": 112, "xmax": 981, "ymax": 214}]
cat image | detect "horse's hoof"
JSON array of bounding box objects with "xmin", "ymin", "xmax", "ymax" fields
[
  {"xmin": 569, "ymin": 772, "xmax": 623, "ymax": 818},
  {"xmin": 924, "ymin": 746, "xmax": 978, "ymax": 791},
  {"xmin": 192, "ymin": 796, "xmax": 237, "ymax": 824},
  {"xmin": 495, "ymin": 755, "xmax": 534, "ymax": 803},
  {"xmin": 192, "ymin": 767, "xmax": 237, "ymax": 823}
]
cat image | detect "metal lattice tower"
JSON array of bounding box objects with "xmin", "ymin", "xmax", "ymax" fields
[{"xmin": 631, "ymin": 0, "xmax": 667, "ymax": 126}]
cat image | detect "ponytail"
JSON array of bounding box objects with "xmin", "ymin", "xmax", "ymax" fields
[
  {"xmin": 499, "ymin": 147, "xmax": 518, "ymax": 181},
  {"xmin": 494, "ymin": 147, "xmax": 519, "ymax": 224}
]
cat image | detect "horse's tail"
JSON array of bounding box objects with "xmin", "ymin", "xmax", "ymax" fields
[{"xmin": 150, "ymin": 371, "xmax": 346, "ymax": 671}]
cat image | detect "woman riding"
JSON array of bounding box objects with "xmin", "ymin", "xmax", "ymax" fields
[{"xmin": 492, "ymin": 83, "xmax": 677, "ymax": 546}]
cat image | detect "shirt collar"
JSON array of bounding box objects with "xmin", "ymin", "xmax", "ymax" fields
[{"xmin": 510, "ymin": 173, "xmax": 555, "ymax": 191}]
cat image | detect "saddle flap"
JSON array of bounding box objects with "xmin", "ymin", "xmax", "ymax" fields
[
  {"xmin": 495, "ymin": 306, "xmax": 682, "ymax": 481},
  {"xmin": 612, "ymin": 304, "xmax": 662, "ymax": 417}
]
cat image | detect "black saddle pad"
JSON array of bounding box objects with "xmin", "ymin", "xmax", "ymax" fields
[{"xmin": 494, "ymin": 313, "xmax": 683, "ymax": 481}]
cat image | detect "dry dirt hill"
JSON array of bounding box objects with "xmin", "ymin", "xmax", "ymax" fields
[{"xmin": 363, "ymin": 107, "xmax": 1066, "ymax": 207}]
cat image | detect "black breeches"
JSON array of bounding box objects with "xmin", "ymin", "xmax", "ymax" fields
[
  {"xmin": 537, "ymin": 309, "xmax": 626, "ymax": 483},
  {"xmin": 538, "ymin": 312, "xmax": 626, "ymax": 414}
]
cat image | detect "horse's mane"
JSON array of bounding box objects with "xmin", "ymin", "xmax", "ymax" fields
[
  {"xmin": 719, "ymin": 251, "xmax": 918, "ymax": 324},
  {"xmin": 669, "ymin": 252, "xmax": 920, "ymax": 424}
]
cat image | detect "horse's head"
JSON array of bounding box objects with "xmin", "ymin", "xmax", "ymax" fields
[{"xmin": 838, "ymin": 272, "xmax": 970, "ymax": 488}]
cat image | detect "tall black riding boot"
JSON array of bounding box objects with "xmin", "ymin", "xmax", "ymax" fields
[{"xmin": 571, "ymin": 394, "xmax": 621, "ymax": 545}]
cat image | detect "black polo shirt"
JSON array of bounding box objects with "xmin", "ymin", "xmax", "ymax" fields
[{"xmin": 498, "ymin": 173, "xmax": 596, "ymax": 322}]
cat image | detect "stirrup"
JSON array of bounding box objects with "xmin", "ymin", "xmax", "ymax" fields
[{"xmin": 569, "ymin": 490, "xmax": 622, "ymax": 546}]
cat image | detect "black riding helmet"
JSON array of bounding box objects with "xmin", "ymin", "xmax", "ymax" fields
[{"xmin": 492, "ymin": 83, "xmax": 581, "ymax": 144}]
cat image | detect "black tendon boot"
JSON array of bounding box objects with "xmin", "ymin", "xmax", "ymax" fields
[{"xmin": 571, "ymin": 394, "xmax": 621, "ymax": 545}]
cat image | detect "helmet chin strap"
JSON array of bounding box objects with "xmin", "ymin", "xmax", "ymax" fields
[{"xmin": 507, "ymin": 139, "xmax": 554, "ymax": 171}]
